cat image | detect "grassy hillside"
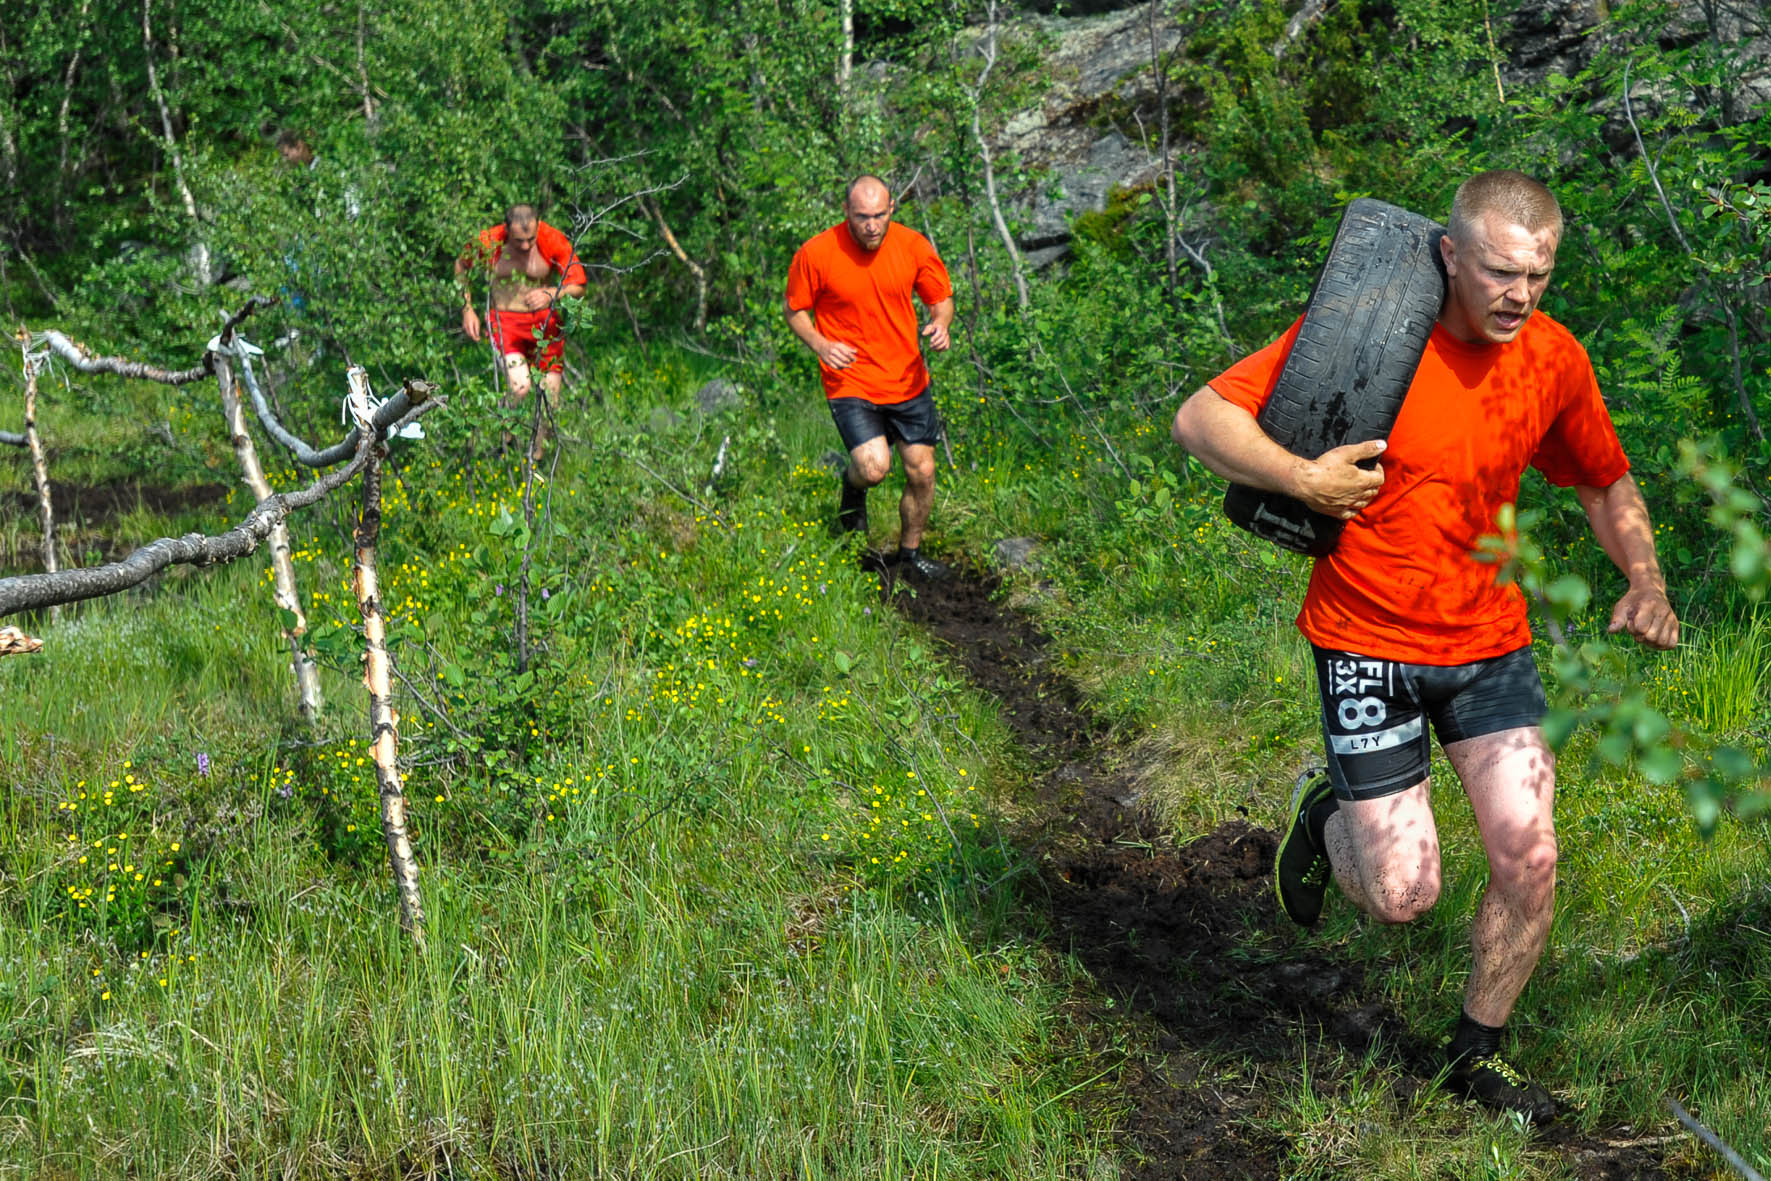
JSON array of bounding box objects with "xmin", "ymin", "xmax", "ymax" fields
[{"xmin": 1, "ymin": 333, "xmax": 1765, "ymax": 1178}]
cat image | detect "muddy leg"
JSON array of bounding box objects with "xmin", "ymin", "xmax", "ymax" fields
[
  {"xmin": 1445, "ymin": 727, "xmax": 1557, "ymax": 1026},
  {"xmin": 1322, "ymin": 779, "xmax": 1442, "ymax": 923}
]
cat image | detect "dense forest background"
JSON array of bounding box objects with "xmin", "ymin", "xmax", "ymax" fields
[{"xmin": 2, "ymin": 0, "xmax": 1770, "ymax": 1176}]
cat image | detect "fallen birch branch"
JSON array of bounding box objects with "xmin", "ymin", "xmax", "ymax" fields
[
  {"xmin": 33, "ymin": 331, "xmax": 212, "ymax": 385},
  {"xmin": 0, "ymin": 394, "xmax": 439, "ymax": 619},
  {"xmin": 236, "ymin": 353, "xmax": 423, "ymax": 467}
]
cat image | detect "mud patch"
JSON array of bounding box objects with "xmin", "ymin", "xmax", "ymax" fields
[
  {"xmin": 1, "ymin": 479, "xmax": 230, "ymax": 564},
  {"xmin": 876, "ymin": 559, "xmax": 1672, "ymax": 1180}
]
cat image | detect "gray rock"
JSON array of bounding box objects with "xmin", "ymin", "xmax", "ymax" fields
[
  {"xmin": 819, "ymin": 449, "xmax": 848, "ymax": 472},
  {"xmin": 989, "ymin": 5, "xmax": 1183, "ymax": 266},
  {"xmin": 993, "ymin": 536, "xmax": 1041, "ymax": 571},
  {"xmin": 695, "ymin": 377, "xmax": 742, "ymax": 415}
]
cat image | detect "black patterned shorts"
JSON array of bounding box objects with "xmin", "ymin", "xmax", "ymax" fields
[{"xmin": 1312, "ymin": 644, "xmax": 1548, "ymax": 801}]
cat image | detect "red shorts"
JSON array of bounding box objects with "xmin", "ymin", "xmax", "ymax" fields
[{"xmin": 487, "ymin": 306, "xmax": 564, "ymax": 373}]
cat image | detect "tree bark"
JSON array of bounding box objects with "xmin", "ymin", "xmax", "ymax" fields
[
  {"xmin": 142, "ymin": 0, "xmax": 210, "ymax": 286},
  {"xmin": 0, "ymin": 627, "xmax": 42, "ymax": 657},
  {"xmin": 237, "ymin": 353, "xmax": 433, "ymax": 467},
  {"xmin": 347, "ymin": 384, "xmax": 425, "ymax": 947},
  {"xmin": 34, "ymin": 330, "xmax": 210, "ymax": 385},
  {"xmin": 18, "ymin": 337, "xmax": 60, "ymax": 622},
  {"xmin": 0, "ymin": 399, "xmax": 437, "ymax": 619},
  {"xmin": 839, "ymin": 0, "xmax": 854, "ymax": 95},
  {"xmin": 643, "ymin": 195, "xmax": 708, "ymax": 332},
  {"xmin": 968, "ymin": 0, "xmax": 1030, "ymax": 313},
  {"xmin": 214, "ymin": 351, "xmax": 322, "ymax": 723}
]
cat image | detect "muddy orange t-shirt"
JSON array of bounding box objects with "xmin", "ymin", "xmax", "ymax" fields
[
  {"xmin": 471, "ymin": 220, "xmax": 588, "ymax": 288},
  {"xmin": 1208, "ymin": 311, "xmax": 1629, "ymax": 665},
  {"xmin": 785, "ymin": 221, "xmax": 953, "ymax": 404}
]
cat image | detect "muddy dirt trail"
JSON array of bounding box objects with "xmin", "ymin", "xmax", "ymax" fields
[{"xmin": 878, "ymin": 561, "xmax": 1672, "ymax": 1180}]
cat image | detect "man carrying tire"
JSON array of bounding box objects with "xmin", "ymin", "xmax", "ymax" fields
[
  {"xmin": 785, "ymin": 175, "xmax": 956, "ymax": 578},
  {"xmin": 1172, "ymin": 170, "xmax": 1679, "ymax": 1121}
]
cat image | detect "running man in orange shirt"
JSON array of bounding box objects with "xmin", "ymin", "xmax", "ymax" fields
[
  {"xmin": 1172, "ymin": 171, "xmax": 1678, "ymax": 1122},
  {"xmin": 456, "ymin": 203, "xmax": 588, "ymax": 456},
  {"xmin": 786, "ymin": 176, "xmax": 955, "ymax": 578}
]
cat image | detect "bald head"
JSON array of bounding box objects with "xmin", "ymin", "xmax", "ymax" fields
[{"xmin": 844, "ymin": 176, "xmax": 894, "ymax": 251}]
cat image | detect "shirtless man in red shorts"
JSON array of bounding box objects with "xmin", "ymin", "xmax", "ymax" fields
[{"xmin": 456, "ymin": 204, "xmax": 588, "ymax": 453}]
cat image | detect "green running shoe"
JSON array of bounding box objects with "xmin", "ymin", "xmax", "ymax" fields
[
  {"xmin": 1274, "ymin": 768, "xmax": 1335, "ymax": 926},
  {"xmin": 1448, "ymin": 1052, "xmax": 1557, "ymax": 1123}
]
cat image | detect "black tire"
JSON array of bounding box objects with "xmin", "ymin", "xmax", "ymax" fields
[{"xmin": 1223, "ymin": 198, "xmax": 1446, "ymax": 556}]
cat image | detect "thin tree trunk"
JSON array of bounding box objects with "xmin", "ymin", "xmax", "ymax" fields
[
  {"xmin": 142, "ymin": 0, "xmax": 210, "ymax": 286},
  {"xmin": 1148, "ymin": 0, "xmax": 1180, "ymax": 304},
  {"xmin": 968, "ymin": 0, "xmax": 1029, "ymax": 313},
  {"xmin": 347, "ymin": 387, "xmax": 424, "ymax": 946},
  {"xmin": 356, "ymin": 2, "xmax": 377, "ymax": 124},
  {"xmin": 643, "ymin": 195, "xmax": 708, "ymax": 332},
  {"xmin": 215, "ymin": 351, "xmax": 322, "ymax": 722},
  {"xmin": 19, "ymin": 339, "xmax": 60, "ymax": 622},
  {"xmin": 35, "ymin": 330, "xmax": 210, "ymax": 384},
  {"xmin": 54, "ymin": 0, "xmax": 95, "ymax": 223},
  {"xmin": 839, "ymin": 0, "xmax": 854, "ymax": 94}
]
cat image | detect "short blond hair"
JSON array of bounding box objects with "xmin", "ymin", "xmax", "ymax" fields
[{"xmin": 1448, "ymin": 171, "xmax": 1563, "ymax": 244}]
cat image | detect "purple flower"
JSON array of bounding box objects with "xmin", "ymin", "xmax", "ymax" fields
[
  {"xmin": 494, "ymin": 584, "xmax": 505, "ymax": 596},
  {"xmin": 277, "ymin": 783, "xmax": 293, "ymax": 800},
  {"xmin": 863, "ymin": 607, "xmax": 872, "ymax": 616},
  {"xmin": 743, "ymin": 658, "xmax": 757, "ymax": 668},
  {"xmin": 196, "ymin": 752, "xmax": 210, "ymax": 776},
  {"xmin": 541, "ymin": 588, "xmax": 550, "ymax": 600}
]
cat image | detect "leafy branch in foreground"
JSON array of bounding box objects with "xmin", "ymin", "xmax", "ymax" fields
[{"xmin": 1478, "ymin": 440, "xmax": 1771, "ymax": 832}]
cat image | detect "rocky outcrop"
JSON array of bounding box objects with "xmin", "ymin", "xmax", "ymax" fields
[
  {"xmin": 987, "ymin": 0, "xmax": 1768, "ymax": 266},
  {"xmin": 993, "ymin": 4, "xmax": 1182, "ymax": 268}
]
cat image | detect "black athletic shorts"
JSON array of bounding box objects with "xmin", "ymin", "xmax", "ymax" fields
[
  {"xmin": 827, "ymin": 386, "xmax": 942, "ymax": 451},
  {"xmin": 1313, "ymin": 644, "xmax": 1548, "ymax": 801}
]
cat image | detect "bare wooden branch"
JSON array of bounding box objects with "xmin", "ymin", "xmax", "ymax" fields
[
  {"xmin": 0, "ymin": 400, "xmax": 439, "ymax": 619},
  {"xmin": 142, "ymin": 0, "xmax": 210, "ymax": 286},
  {"xmin": 642, "ymin": 195, "xmax": 708, "ymax": 332},
  {"xmin": 347, "ymin": 386, "xmax": 424, "ymax": 946},
  {"xmin": 1623, "ymin": 60, "xmax": 1763, "ymax": 443},
  {"xmin": 237, "ymin": 352, "xmax": 434, "ymax": 467},
  {"xmin": 1, "ymin": 430, "xmax": 21, "ymax": 447},
  {"xmin": 18, "ymin": 336, "xmax": 60, "ymax": 622},
  {"xmin": 967, "ymin": 0, "xmax": 1030, "ymax": 313},
  {"xmin": 1668, "ymin": 1098, "xmax": 1767, "ymax": 1181},
  {"xmin": 33, "ymin": 330, "xmax": 211, "ymax": 385},
  {"xmin": 0, "ymin": 627, "xmax": 42, "ymax": 657},
  {"xmin": 214, "ymin": 350, "xmax": 322, "ymax": 722}
]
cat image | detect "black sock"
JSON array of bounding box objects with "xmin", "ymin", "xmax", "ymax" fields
[
  {"xmin": 898, "ymin": 546, "xmax": 919, "ymax": 559},
  {"xmin": 1305, "ymin": 795, "xmax": 1339, "ymax": 852},
  {"xmin": 1448, "ymin": 1011, "xmax": 1504, "ymax": 1066}
]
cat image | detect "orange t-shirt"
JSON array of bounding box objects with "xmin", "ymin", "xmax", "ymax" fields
[
  {"xmin": 785, "ymin": 222, "xmax": 954, "ymax": 404},
  {"xmin": 1209, "ymin": 311, "xmax": 1630, "ymax": 665},
  {"xmin": 471, "ymin": 220, "xmax": 588, "ymax": 288}
]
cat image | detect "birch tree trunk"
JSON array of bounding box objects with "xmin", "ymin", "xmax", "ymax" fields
[
  {"xmin": 968, "ymin": 0, "xmax": 1030, "ymax": 313},
  {"xmin": 214, "ymin": 351, "xmax": 322, "ymax": 722},
  {"xmin": 18, "ymin": 340, "xmax": 59, "ymax": 623},
  {"xmin": 348, "ymin": 389, "xmax": 424, "ymax": 946},
  {"xmin": 838, "ymin": 0, "xmax": 854, "ymax": 95},
  {"xmin": 643, "ymin": 195, "xmax": 708, "ymax": 332},
  {"xmin": 142, "ymin": 0, "xmax": 211, "ymax": 287}
]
